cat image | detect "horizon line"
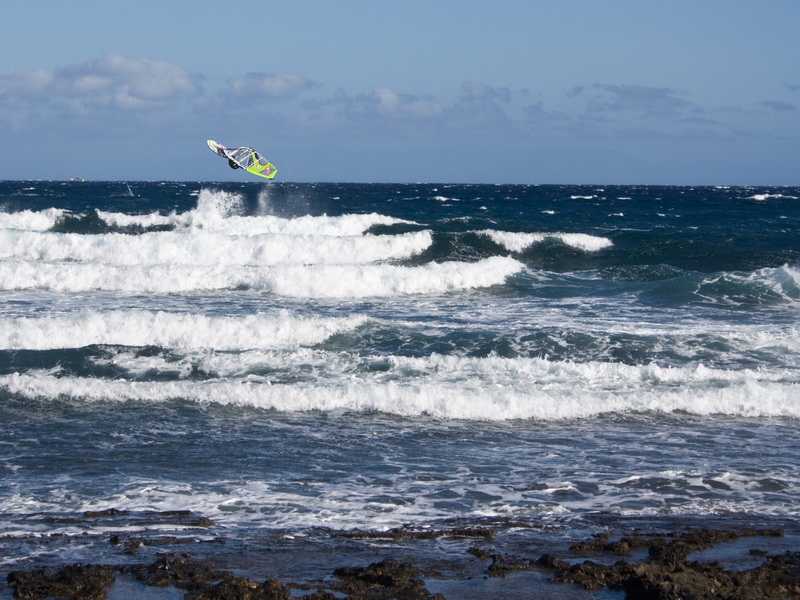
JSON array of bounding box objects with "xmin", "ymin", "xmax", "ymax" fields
[{"xmin": 1, "ymin": 179, "xmax": 798, "ymax": 188}]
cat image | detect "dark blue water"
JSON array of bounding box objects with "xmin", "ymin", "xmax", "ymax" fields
[{"xmin": 0, "ymin": 181, "xmax": 798, "ymax": 585}]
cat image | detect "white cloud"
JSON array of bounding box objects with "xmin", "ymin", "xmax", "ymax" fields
[
  {"xmin": 308, "ymin": 87, "xmax": 442, "ymax": 121},
  {"xmin": 369, "ymin": 88, "xmax": 442, "ymax": 117},
  {"xmin": 228, "ymin": 73, "xmax": 316, "ymax": 98},
  {"xmin": 583, "ymin": 83, "xmax": 695, "ymax": 117},
  {"xmin": 0, "ymin": 55, "xmax": 197, "ymax": 115}
]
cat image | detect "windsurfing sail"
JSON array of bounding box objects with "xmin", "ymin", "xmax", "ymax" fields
[{"xmin": 207, "ymin": 139, "xmax": 278, "ymax": 180}]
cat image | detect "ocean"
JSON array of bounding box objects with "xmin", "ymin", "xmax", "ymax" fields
[{"xmin": 1, "ymin": 181, "xmax": 799, "ymax": 597}]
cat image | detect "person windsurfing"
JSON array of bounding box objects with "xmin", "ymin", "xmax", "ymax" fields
[
  {"xmin": 227, "ymin": 149, "xmax": 259, "ymax": 169},
  {"xmin": 207, "ymin": 139, "xmax": 278, "ymax": 180}
]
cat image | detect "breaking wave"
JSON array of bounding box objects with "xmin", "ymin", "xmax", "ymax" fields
[
  {"xmin": 749, "ymin": 193, "xmax": 798, "ymax": 201},
  {"xmin": 476, "ymin": 230, "xmax": 613, "ymax": 253},
  {"xmin": 0, "ymin": 311, "xmax": 367, "ymax": 351},
  {"xmin": 97, "ymin": 188, "xmax": 415, "ymax": 235},
  {"xmin": 2, "ymin": 355, "xmax": 797, "ymax": 420},
  {"xmin": 693, "ymin": 264, "xmax": 800, "ymax": 304},
  {"xmin": 0, "ymin": 229, "xmax": 433, "ymax": 266},
  {"xmin": 1, "ymin": 189, "xmax": 415, "ymax": 237},
  {"xmin": 0, "ymin": 256, "xmax": 524, "ymax": 296},
  {"xmin": 0, "ymin": 208, "xmax": 68, "ymax": 231}
]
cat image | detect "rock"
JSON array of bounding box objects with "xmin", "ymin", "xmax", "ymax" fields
[
  {"xmin": 340, "ymin": 526, "xmax": 495, "ymax": 541},
  {"xmin": 467, "ymin": 546, "xmax": 492, "ymax": 560},
  {"xmin": 7, "ymin": 564, "xmax": 115, "ymax": 600},
  {"xmin": 486, "ymin": 553, "xmax": 537, "ymax": 577},
  {"xmin": 333, "ymin": 559, "xmax": 445, "ymax": 599},
  {"xmin": 83, "ymin": 508, "xmax": 128, "ymax": 518},
  {"xmin": 535, "ymin": 529, "xmax": 800, "ymax": 600},
  {"xmin": 129, "ymin": 552, "xmax": 224, "ymax": 590},
  {"xmin": 570, "ymin": 532, "xmax": 646, "ymax": 556},
  {"xmin": 186, "ymin": 576, "xmax": 291, "ymax": 600}
]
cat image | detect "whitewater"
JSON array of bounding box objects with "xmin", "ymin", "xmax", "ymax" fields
[{"xmin": 1, "ymin": 181, "xmax": 799, "ymax": 579}]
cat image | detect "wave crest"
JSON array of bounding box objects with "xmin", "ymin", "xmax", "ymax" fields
[
  {"xmin": 0, "ymin": 229, "xmax": 432, "ymax": 266},
  {"xmin": 2, "ymin": 354, "xmax": 797, "ymax": 420},
  {"xmin": 0, "ymin": 310, "xmax": 367, "ymax": 350},
  {"xmin": 476, "ymin": 230, "xmax": 613, "ymax": 253},
  {"xmin": 0, "ymin": 256, "xmax": 524, "ymax": 296}
]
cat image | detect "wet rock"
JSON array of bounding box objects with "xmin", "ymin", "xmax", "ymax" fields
[
  {"xmin": 568, "ymin": 528, "xmax": 782, "ymax": 561},
  {"xmin": 619, "ymin": 552, "xmax": 800, "ymax": 599},
  {"xmin": 647, "ymin": 528, "xmax": 782, "ymax": 567},
  {"xmin": 569, "ymin": 532, "xmax": 648, "ymax": 556},
  {"xmin": 137, "ymin": 510, "xmax": 213, "ymax": 528},
  {"xmin": 117, "ymin": 535, "xmax": 218, "ymax": 554},
  {"xmin": 187, "ymin": 576, "xmax": 291, "ymax": 600},
  {"xmin": 7, "ymin": 551, "xmax": 302, "ymax": 600},
  {"xmin": 486, "ymin": 553, "xmax": 538, "ymax": 577},
  {"xmin": 541, "ymin": 557, "xmax": 632, "ymax": 592},
  {"xmin": 340, "ymin": 525, "xmax": 495, "ymax": 541},
  {"xmin": 124, "ymin": 538, "xmax": 145, "ymax": 554},
  {"xmin": 333, "ymin": 559, "xmax": 445, "ymax": 599},
  {"xmin": 467, "ymin": 545, "xmax": 492, "ymax": 560},
  {"xmin": 703, "ymin": 478, "xmax": 733, "ymax": 491},
  {"xmin": 83, "ymin": 508, "xmax": 128, "ymax": 518},
  {"xmin": 129, "ymin": 552, "xmax": 224, "ymax": 590},
  {"xmin": 536, "ymin": 529, "xmax": 799, "ymax": 599},
  {"xmin": 7, "ymin": 564, "xmax": 115, "ymax": 600},
  {"xmin": 127, "ymin": 553, "xmax": 297, "ymax": 599},
  {"xmin": 52, "ymin": 508, "xmax": 214, "ymax": 528}
]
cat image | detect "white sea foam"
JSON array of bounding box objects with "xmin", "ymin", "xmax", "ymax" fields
[
  {"xmin": 742, "ymin": 264, "xmax": 800, "ymax": 301},
  {"xmin": 97, "ymin": 189, "xmax": 415, "ymax": 236},
  {"xmin": 0, "ymin": 208, "xmax": 67, "ymax": 231},
  {"xmin": 749, "ymin": 193, "xmax": 798, "ymax": 201},
  {"xmin": 1, "ymin": 356, "xmax": 797, "ymax": 420},
  {"xmin": 0, "ymin": 229, "xmax": 432, "ymax": 266},
  {"xmin": 92, "ymin": 347, "xmax": 347, "ymax": 379},
  {"xmin": 694, "ymin": 264, "xmax": 800, "ymax": 305},
  {"xmin": 0, "ymin": 256, "xmax": 523, "ymax": 296},
  {"xmin": 0, "ymin": 311, "xmax": 367, "ymax": 350},
  {"xmin": 570, "ymin": 195, "xmax": 596, "ymax": 200},
  {"xmin": 476, "ymin": 230, "xmax": 613, "ymax": 253},
  {"xmin": 102, "ymin": 345, "xmax": 800, "ymax": 387}
]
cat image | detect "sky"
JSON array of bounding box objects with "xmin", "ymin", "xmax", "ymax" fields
[{"xmin": 0, "ymin": 1, "xmax": 798, "ymax": 183}]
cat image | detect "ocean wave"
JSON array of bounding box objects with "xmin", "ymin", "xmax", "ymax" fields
[
  {"xmin": 97, "ymin": 188, "xmax": 415, "ymax": 236},
  {"xmin": 89, "ymin": 347, "xmax": 347, "ymax": 380},
  {"xmin": 0, "ymin": 311, "xmax": 367, "ymax": 351},
  {"xmin": 0, "ymin": 208, "xmax": 68, "ymax": 231},
  {"xmin": 0, "ymin": 256, "xmax": 523, "ymax": 296},
  {"xmin": 0, "ymin": 229, "xmax": 433, "ymax": 266},
  {"xmin": 93, "ymin": 346, "xmax": 800, "ymax": 385},
  {"xmin": 748, "ymin": 193, "xmax": 798, "ymax": 201},
  {"xmin": 476, "ymin": 230, "xmax": 613, "ymax": 253},
  {"xmin": 744, "ymin": 264, "xmax": 800, "ymax": 299},
  {"xmin": 0, "ymin": 189, "xmax": 414, "ymax": 237},
  {"xmin": 2, "ymin": 355, "xmax": 797, "ymax": 420},
  {"xmin": 695, "ymin": 264, "xmax": 800, "ymax": 304}
]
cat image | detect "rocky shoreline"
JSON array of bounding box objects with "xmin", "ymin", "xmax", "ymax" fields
[{"xmin": 3, "ymin": 510, "xmax": 800, "ymax": 599}]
